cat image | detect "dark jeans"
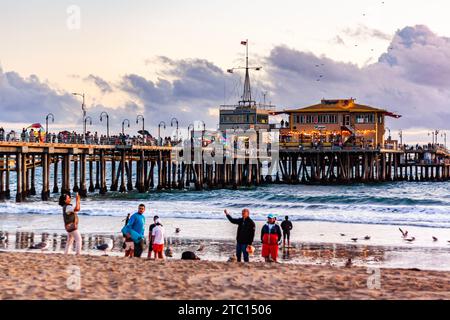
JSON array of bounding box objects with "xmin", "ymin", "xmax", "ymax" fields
[
  {"xmin": 236, "ymin": 243, "xmax": 249, "ymax": 262},
  {"xmin": 134, "ymin": 239, "xmax": 145, "ymax": 257},
  {"xmin": 283, "ymin": 231, "xmax": 290, "ymax": 242}
]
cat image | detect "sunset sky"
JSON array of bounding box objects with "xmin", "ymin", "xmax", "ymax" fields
[{"xmin": 1, "ymin": 0, "xmax": 450, "ymax": 144}]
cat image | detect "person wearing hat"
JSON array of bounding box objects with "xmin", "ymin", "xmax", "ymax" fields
[
  {"xmin": 261, "ymin": 214, "xmax": 282, "ymax": 262},
  {"xmin": 224, "ymin": 208, "xmax": 255, "ymax": 262}
]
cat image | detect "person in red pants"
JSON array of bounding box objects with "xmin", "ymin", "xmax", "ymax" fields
[{"xmin": 261, "ymin": 214, "xmax": 282, "ymax": 262}]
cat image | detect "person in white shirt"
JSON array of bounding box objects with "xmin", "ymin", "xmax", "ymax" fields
[{"xmin": 151, "ymin": 218, "xmax": 165, "ymax": 260}]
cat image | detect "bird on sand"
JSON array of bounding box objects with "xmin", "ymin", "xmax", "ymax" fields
[
  {"xmin": 399, "ymin": 228, "xmax": 408, "ymax": 238},
  {"xmin": 94, "ymin": 238, "xmax": 114, "ymax": 255},
  {"xmin": 29, "ymin": 239, "xmax": 51, "ymax": 251},
  {"xmin": 432, "ymin": 236, "xmax": 438, "ymax": 242},
  {"xmin": 345, "ymin": 258, "xmax": 352, "ymax": 268},
  {"xmin": 197, "ymin": 244, "xmax": 205, "ymax": 252},
  {"xmin": 165, "ymin": 247, "xmax": 173, "ymax": 257}
]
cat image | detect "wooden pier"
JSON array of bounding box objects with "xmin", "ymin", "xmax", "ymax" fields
[{"xmin": 0, "ymin": 142, "xmax": 448, "ymax": 202}]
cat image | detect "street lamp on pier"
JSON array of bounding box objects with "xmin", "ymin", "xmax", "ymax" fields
[
  {"xmin": 84, "ymin": 116, "xmax": 92, "ymax": 143},
  {"xmin": 72, "ymin": 92, "xmax": 86, "ymax": 138},
  {"xmin": 45, "ymin": 113, "xmax": 54, "ymax": 142},
  {"xmin": 100, "ymin": 112, "xmax": 109, "ymax": 139},
  {"xmin": 171, "ymin": 117, "xmax": 179, "ymax": 141},
  {"xmin": 158, "ymin": 121, "xmax": 166, "ymax": 146},
  {"xmin": 122, "ymin": 119, "xmax": 130, "ymax": 136},
  {"xmin": 136, "ymin": 115, "xmax": 145, "ymax": 144}
]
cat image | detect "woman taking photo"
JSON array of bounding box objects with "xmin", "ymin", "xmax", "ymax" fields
[{"xmin": 59, "ymin": 192, "xmax": 82, "ymax": 255}]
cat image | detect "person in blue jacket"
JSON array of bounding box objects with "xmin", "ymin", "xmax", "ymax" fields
[{"xmin": 122, "ymin": 203, "xmax": 146, "ymax": 257}]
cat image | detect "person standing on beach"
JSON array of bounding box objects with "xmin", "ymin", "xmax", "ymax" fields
[
  {"xmin": 151, "ymin": 218, "xmax": 165, "ymax": 260},
  {"xmin": 280, "ymin": 216, "xmax": 293, "ymax": 248},
  {"xmin": 261, "ymin": 214, "xmax": 282, "ymax": 262},
  {"xmin": 122, "ymin": 204, "xmax": 146, "ymax": 258},
  {"xmin": 59, "ymin": 193, "xmax": 82, "ymax": 255},
  {"xmin": 224, "ymin": 209, "xmax": 255, "ymax": 262},
  {"xmin": 147, "ymin": 215, "xmax": 159, "ymax": 259}
]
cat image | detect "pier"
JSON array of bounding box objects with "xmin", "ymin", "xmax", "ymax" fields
[{"xmin": 0, "ymin": 141, "xmax": 448, "ymax": 202}]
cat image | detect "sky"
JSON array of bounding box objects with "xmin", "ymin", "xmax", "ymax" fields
[{"xmin": 0, "ymin": 0, "xmax": 450, "ymax": 144}]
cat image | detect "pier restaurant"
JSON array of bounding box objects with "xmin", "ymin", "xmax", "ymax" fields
[{"xmin": 273, "ymin": 99, "xmax": 401, "ymax": 149}]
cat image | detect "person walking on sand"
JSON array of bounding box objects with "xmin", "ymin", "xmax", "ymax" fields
[
  {"xmin": 261, "ymin": 214, "xmax": 282, "ymax": 262},
  {"xmin": 151, "ymin": 218, "xmax": 165, "ymax": 260},
  {"xmin": 280, "ymin": 216, "xmax": 293, "ymax": 248},
  {"xmin": 59, "ymin": 192, "xmax": 82, "ymax": 255},
  {"xmin": 121, "ymin": 204, "xmax": 146, "ymax": 258},
  {"xmin": 147, "ymin": 215, "xmax": 159, "ymax": 259},
  {"xmin": 224, "ymin": 209, "xmax": 255, "ymax": 262}
]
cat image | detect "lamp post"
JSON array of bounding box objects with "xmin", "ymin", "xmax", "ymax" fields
[
  {"xmin": 100, "ymin": 112, "xmax": 109, "ymax": 140},
  {"xmin": 72, "ymin": 92, "xmax": 86, "ymax": 138},
  {"xmin": 122, "ymin": 119, "xmax": 130, "ymax": 136},
  {"xmin": 428, "ymin": 131, "xmax": 435, "ymax": 144},
  {"xmin": 83, "ymin": 116, "xmax": 92, "ymax": 144},
  {"xmin": 441, "ymin": 132, "xmax": 447, "ymax": 149},
  {"xmin": 171, "ymin": 117, "xmax": 179, "ymax": 141},
  {"xmin": 158, "ymin": 121, "xmax": 166, "ymax": 146},
  {"xmin": 199, "ymin": 120, "xmax": 206, "ymax": 147},
  {"xmin": 136, "ymin": 115, "xmax": 145, "ymax": 144},
  {"xmin": 45, "ymin": 113, "xmax": 54, "ymax": 142},
  {"xmin": 188, "ymin": 123, "xmax": 194, "ymax": 140},
  {"xmin": 398, "ymin": 129, "xmax": 403, "ymax": 146}
]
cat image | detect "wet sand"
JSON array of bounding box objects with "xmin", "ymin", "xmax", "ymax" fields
[{"xmin": 0, "ymin": 251, "xmax": 449, "ymax": 300}]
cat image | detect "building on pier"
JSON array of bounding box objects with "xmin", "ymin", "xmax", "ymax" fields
[
  {"xmin": 274, "ymin": 98, "xmax": 401, "ymax": 149},
  {"xmin": 219, "ymin": 40, "xmax": 275, "ymax": 132}
]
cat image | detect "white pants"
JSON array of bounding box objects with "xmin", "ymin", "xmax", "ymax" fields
[{"xmin": 65, "ymin": 229, "xmax": 82, "ymax": 255}]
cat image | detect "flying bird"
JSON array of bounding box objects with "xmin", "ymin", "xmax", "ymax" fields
[
  {"xmin": 432, "ymin": 236, "xmax": 438, "ymax": 242},
  {"xmin": 351, "ymin": 238, "xmax": 358, "ymax": 242},
  {"xmin": 399, "ymin": 228, "xmax": 408, "ymax": 238},
  {"xmin": 94, "ymin": 238, "xmax": 114, "ymax": 255},
  {"xmin": 175, "ymin": 228, "xmax": 181, "ymax": 234},
  {"xmin": 364, "ymin": 236, "xmax": 371, "ymax": 240},
  {"xmin": 404, "ymin": 237, "xmax": 416, "ymax": 242},
  {"xmin": 340, "ymin": 233, "xmax": 346, "ymax": 237}
]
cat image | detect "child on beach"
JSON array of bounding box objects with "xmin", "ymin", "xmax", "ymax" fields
[
  {"xmin": 151, "ymin": 218, "xmax": 165, "ymax": 260},
  {"xmin": 261, "ymin": 214, "xmax": 282, "ymax": 262}
]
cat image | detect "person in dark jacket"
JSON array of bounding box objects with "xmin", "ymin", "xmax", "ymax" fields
[
  {"xmin": 280, "ymin": 216, "xmax": 293, "ymax": 248},
  {"xmin": 224, "ymin": 208, "xmax": 255, "ymax": 262},
  {"xmin": 261, "ymin": 214, "xmax": 282, "ymax": 262}
]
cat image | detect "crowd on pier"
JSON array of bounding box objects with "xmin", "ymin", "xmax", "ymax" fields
[{"xmin": 0, "ymin": 127, "xmax": 179, "ymax": 147}]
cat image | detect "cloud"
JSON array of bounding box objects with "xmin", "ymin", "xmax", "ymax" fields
[
  {"xmin": 84, "ymin": 74, "xmax": 113, "ymax": 93},
  {"xmin": 342, "ymin": 24, "xmax": 392, "ymax": 41},
  {"xmin": 265, "ymin": 25, "xmax": 450, "ymax": 130},
  {"xmin": 0, "ymin": 66, "xmax": 78, "ymax": 124}
]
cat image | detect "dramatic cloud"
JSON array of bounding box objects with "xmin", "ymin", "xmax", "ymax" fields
[
  {"xmin": 266, "ymin": 25, "xmax": 450, "ymax": 131},
  {"xmin": 84, "ymin": 74, "xmax": 113, "ymax": 93},
  {"xmin": 120, "ymin": 56, "xmax": 233, "ymax": 127},
  {"xmin": 0, "ymin": 66, "xmax": 77, "ymax": 124}
]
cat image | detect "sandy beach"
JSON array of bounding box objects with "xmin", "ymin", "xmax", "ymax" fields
[{"xmin": 0, "ymin": 251, "xmax": 449, "ymax": 300}]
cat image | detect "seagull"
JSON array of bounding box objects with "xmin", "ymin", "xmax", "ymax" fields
[
  {"xmin": 197, "ymin": 244, "xmax": 205, "ymax": 252},
  {"xmin": 404, "ymin": 237, "xmax": 416, "ymax": 242},
  {"xmin": 432, "ymin": 236, "xmax": 438, "ymax": 242},
  {"xmin": 351, "ymin": 238, "xmax": 358, "ymax": 242},
  {"xmin": 94, "ymin": 238, "xmax": 114, "ymax": 255},
  {"xmin": 175, "ymin": 228, "xmax": 181, "ymax": 234},
  {"xmin": 399, "ymin": 228, "xmax": 408, "ymax": 238},
  {"xmin": 29, "ymin": 239, "xmax": 51, "ymax": 251},
  {"xmin": 345, "ymin": 258, "xmax": 352, "ymax": 268},
  {"xmin": 364, "ymin": 236, "xmax": 371, "ymax": 240},
  {"xmin": 165, "ymin": 247, "xmax": 173, "ymax": 257},
  {"xmin": 0, "ymin": 235, "xmax": 7, "ymax": 241},
  {"xmin": 340, "ymin": 233, "xmax": 346, "ymax": 237}
]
